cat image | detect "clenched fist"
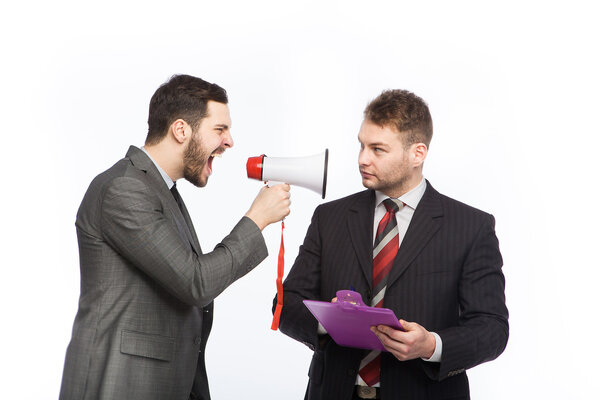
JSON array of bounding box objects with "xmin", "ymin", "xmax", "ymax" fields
[{"xmin": 245, "ymin": 184, "xmax": 291, "ymax": 230}]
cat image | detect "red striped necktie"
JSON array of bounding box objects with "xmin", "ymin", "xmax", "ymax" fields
[{"xmin": 358, "ymin": 198, "xmax": 403, "ymax": 387}]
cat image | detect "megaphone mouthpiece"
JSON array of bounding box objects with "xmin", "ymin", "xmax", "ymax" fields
[{"xmin": 246, "ymin": 155, "xmax": 266, "ymax": 181}]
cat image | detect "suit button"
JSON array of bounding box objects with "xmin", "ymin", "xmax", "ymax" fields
[
  {"xmin": 346, "ymin": 368, "xmax": 356, "ymax": 376},
  {"xmin": 194, "ymin": 336, "xmax": 202, "ymax": 345}
]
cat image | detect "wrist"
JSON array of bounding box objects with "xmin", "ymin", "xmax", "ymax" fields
[
  {"xmin": 245, "ymin": 212, "xmax": 267, "ymax": 231},
  {"xmin": 421, "ymin": 331, "xmax": 443, "ymax": 362},
  {"xmin": 424, "ymin": 332, "xmax": 436, "ymax": 359}
]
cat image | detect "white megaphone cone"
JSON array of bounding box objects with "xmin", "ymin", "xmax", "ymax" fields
[{"xmin": 246, "ymin": 149, "xmax": 329, "ymax": 199}]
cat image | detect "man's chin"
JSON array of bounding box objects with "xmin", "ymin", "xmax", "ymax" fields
[
  {"xmin": 184, "ymin": 173, "xmax": 208, "ymax": 188},
  {"xmin": 361, "ymin": 178, "xmax": 377, "ymax": 190},
  {"xmin": 191, "ymin": 178, "xmax": 208, "ymax": 188},
  {"xmin": 190, "ymin": 180, "xmax": 207, "ymax": 188}
]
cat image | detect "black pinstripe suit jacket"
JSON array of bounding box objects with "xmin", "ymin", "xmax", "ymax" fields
[{"xmin": 278, "ymin": 181, "xmax": 508, "ymax": 400}]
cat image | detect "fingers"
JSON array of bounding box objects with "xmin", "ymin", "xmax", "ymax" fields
[
  {"xmin": 370, "ymin": 320, "xmax": 431, "ymax": 361},
  {"xmin": 375, "ymin": 323, "xmax": 409, "ymax": 338},
  {"xmin": 245, "ymin": 184, "xmax": 291, "ymax": 230},
  {"xmin": 268, "ymin": 184, "xmax": 292, "ymax": 207},
  {"xmin": 370, "ymin": 325, "xmax": 401, "ymax": 346},
  {"xmin": 270, "ymin": 183, "xmax": 291, "ymax": 193},
  {"xmin": 279, "ymin": 185, "xmax": 292, "ymax": 204},
  {"xmin": 370, "ymin": 326, "xmax": 409, "ymax": 359}
]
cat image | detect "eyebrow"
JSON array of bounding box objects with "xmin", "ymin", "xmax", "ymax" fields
[
  {"xmin": 214, "ymin": 123, "xmax": 230, "ymax": 130},
  {"xmin": 360, "ymin": 140, "xmax": 389, "ymax": 148},
  {"xmin": 358, "ymin": 135, "xmax": 385, "ymax": 145}
]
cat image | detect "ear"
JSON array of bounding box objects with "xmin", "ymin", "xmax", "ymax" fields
[
  {"xmin": 411, "ymin": 143, "xmax": 428, "ymax": 167},
  {"xmin": 170, "ymin": 119, "xmax": 192, "ymax": 144}
]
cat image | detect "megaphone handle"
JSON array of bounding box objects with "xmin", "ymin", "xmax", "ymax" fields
[
  {"xmin": 271, "ymin": 220, "xmax": 285, "ymax": 331},
  {"xmin": 266, "ymin": 180, "xmax": 285, "ymax": 187}
]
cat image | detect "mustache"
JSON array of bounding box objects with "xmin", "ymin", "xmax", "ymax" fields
[{"xmin": 211, "ymin": 147, "xmax": 227, "ymax": 156}]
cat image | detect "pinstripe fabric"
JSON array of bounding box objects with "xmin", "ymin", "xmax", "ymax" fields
[
  {"xmin": 60, "ymin": 146, "xmax": 268, "ymax": 400},
  {"xmin": 278, "ymin": 182, "xmax": 508, "ymax": 400}
]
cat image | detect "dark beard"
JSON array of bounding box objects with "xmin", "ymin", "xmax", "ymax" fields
[{"xmin": 183, "ymin": 134, "xmax": 210, "ymax": 187}]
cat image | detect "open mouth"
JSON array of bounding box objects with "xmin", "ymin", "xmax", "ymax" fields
[{"xmin": 207, "ymin": 149, "xmax": 224, "ymax": 175}]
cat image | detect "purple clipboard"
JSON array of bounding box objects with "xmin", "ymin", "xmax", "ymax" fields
[{"xmin": 303, "ymin": 290, "xmax": 404, "ymax": 352}]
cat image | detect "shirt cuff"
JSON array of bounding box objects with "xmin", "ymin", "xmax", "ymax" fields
[
  {"xmin": 317, "ymin": 322, "xmax": 328, "ymax": 335},
  {"xmin": 422, "ymin": 331, "xmax": 442, "ymax": 362}
]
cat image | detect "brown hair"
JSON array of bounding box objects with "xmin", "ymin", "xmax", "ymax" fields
[
  {"xmin": 364, "ymin": 89, "xmax": 433, "ymax": 148},
  {"xmin": 145, "ymin": 74, "xmax": 228, "ymax": 145}
]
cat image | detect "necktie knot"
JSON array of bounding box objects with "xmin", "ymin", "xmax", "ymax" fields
[{"xmin": 383, "ymin": 198, "xmax": 402, "ymax": 214}]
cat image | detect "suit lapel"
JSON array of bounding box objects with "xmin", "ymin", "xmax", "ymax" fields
[
  {"xmin": 347, "ymin": 190, "xmax": 376, "ymax": 287},
  {"xmin": 385, "ymin": 181, "xmax": 444, "ymax": 289},
  {"xmin": 126, "ymin": 146, "xmax": 202, "ymax": 255}
]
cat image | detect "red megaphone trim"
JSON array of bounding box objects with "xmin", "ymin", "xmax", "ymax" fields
[{"xmin": 246, "ymin": 154, "xmax": 266, "ymax": 181}]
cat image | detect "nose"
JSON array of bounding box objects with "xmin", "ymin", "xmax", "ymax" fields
[
  {"xmin": 358, "ymin": 148, "xmax": 370, "ymax": 166},
  {"xmin": 223, "ymin": 130, "xmax": 234, "ymax": 149}
]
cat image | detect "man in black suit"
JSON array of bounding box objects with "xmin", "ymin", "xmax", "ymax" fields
[{"xmin": 276, "ymin": 90, "xmax": 508, "ymax": 400}]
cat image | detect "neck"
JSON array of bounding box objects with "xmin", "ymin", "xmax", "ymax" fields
[
  {"xmin": 384, "ymin": 172, "xmax": 423, "ymax": 198},
  {"xmin": 144, "ymin": 142, "xmax": 183, "ymax": 181}
]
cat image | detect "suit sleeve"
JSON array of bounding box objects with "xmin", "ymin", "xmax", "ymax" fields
[
  {"xmin": 424, "ymin": 214, "xmax": 509, "ymax": 380},
  {"xmin": 275, "ymin": 206, "xmax": 324, "ymax": 351},
  {"xmin": 94, "ymin": 176, "xmax": 268, "ymax": 308}
]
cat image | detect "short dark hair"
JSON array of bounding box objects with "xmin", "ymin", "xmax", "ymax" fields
[
  {"xmin": 146, "ymin": 74, "xmax": 228, "ymax": 145},
  {"xmin": 364, "ymin": 89, "xmax": 433, "ymax": 148}
]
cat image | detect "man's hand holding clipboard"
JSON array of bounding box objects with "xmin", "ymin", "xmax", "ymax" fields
[
  {"xmin": 303, "ymin": 290, "xmax": 404, "ymax": 352},
  {"xmin": 370, "ymin": 319, "xmax": 437, "ymax": 361},
  {"xmin": 304, "ymin": 290, "xmax": 437, "ymax": 361}
]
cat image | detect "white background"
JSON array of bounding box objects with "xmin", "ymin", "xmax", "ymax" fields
[{"xmin": 1, "ymin": 1, "xmax": 599, "ymax": 398}]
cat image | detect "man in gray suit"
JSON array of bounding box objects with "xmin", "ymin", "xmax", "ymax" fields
[
  {"xmin": 60, "ymin": 74, "xmax": 291, "ymax": 400},
  {"xmin": 277, "ymin": 90, "xmax": 508, "ymax": 399}
]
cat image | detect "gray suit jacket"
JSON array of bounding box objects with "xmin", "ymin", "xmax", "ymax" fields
[{"xmin": 60, "ymin": 146, "xmax": 267, "ymax": 400}]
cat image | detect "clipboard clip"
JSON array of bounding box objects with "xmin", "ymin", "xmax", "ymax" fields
[{"xmin": 336, "ymin": 290, "xmax": 367, "ymax": 309}]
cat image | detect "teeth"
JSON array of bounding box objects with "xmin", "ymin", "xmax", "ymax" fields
[{"xmin": 211, "ymin": 153, "xmax": 222, "ymax": 158}]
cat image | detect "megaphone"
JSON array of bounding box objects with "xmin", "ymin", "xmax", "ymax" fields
[{"xmin": 246, "ymin": 149, "xmax": 329, "ymax": 199}]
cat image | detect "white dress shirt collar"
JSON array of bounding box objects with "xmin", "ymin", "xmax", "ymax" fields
[
  {"xmin": 374, "ymin": 177, "xmax": 427, "ymax": 210},
  {"xmin": 141, "ymin": 146, "xmax": 175, "ymax": 190}
]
